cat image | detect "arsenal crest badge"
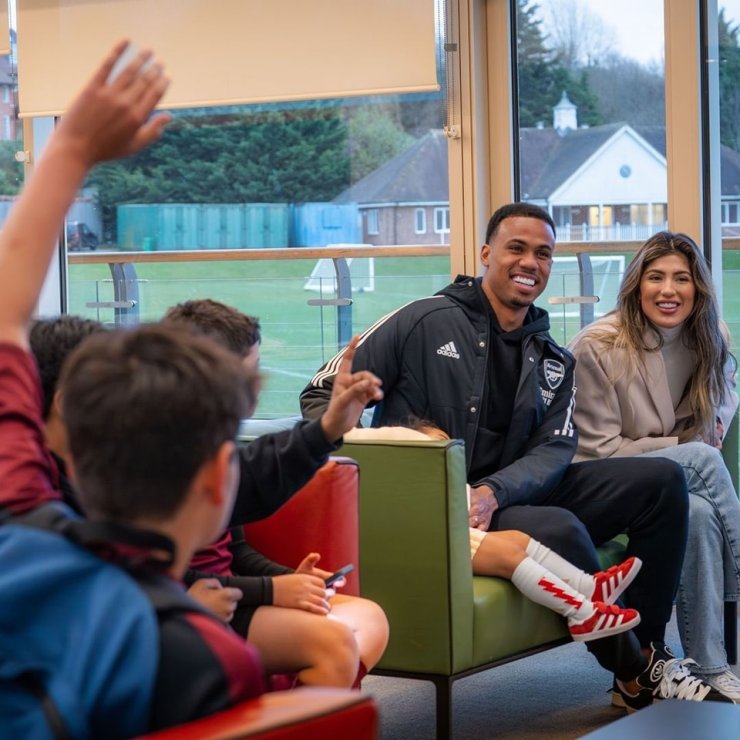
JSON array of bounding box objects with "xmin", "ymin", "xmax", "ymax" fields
[{"xmin": 543, "ymin": 359, "xmax": 565, "ymax": 390}]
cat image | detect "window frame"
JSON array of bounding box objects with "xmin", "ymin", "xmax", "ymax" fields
[
  {"xmin": 415, "ymin": 207, "xmax": 427, "ymax": 234},
  {"xmin": 433, "ymin": 206, "xmax": 450, "ymax": 234},
  {"xmin": 366, "ymin": 208, "xmax": 380, "ymax": 236}
]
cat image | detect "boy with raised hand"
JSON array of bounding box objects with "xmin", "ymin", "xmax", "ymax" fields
[
  {"xmin": 163, "ymin": 298, "xmax": 389, "ymax": 688},
  {"xmin": 164, "ymin": 298, "xmax": 384, "ymax": 535},
  {"xmin": 0, "ymin": 43, "xmax": 267, "ymax": 734}
]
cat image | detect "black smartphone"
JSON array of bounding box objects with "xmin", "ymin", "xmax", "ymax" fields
[{"xmin": 324, "ymin": 563, "xmax": 354, "ymax": 586}]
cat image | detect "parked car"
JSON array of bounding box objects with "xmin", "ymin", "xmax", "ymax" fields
[{"xmin": 66, "ymin": 221, "xmax": 99, "ymax": 251}]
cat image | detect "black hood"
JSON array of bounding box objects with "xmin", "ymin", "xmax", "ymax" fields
[{"xmin": 436, "ymin": 275, "xmax": 551, "ymax": 338}]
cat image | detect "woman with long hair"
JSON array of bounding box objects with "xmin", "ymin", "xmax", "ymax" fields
[{"xmin": 568, "ymin": 230, "xmax": 740, "ymax": 701}]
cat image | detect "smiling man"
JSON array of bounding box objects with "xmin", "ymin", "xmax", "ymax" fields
[{"xmin": 300, "ymin": 202, "xmax": 731, "ymax": 710}]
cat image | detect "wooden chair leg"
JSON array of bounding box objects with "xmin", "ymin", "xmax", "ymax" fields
[{"xmin": 725, "ymin": 600, "xmax": 738, "ymax": 665}]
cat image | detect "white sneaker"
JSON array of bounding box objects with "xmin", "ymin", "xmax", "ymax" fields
[
  {"xmin": 657, "ymin": 658, "xmax": 719, "ymax": 702},
  {"xmin": 611, "ymin": 642, "xmax": 733, "ymax": 712},
  {"xmin": 697, "ymin": 669, "xmax": 740, "ymax": 703}
]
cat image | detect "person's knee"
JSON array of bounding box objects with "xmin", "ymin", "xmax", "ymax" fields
[
  {"xmin": 359, "ymin": 600, "xmax": 390, "ymax": 667},
  {"xmin": 681, "ymin": 440, "xmax": 723, "ymax": 466},
  {"xmin": 310, "ymin": 617, "xmax": 359, "ymax": 686},
  {"xmin": 536, "ymin": 510, "xmax": 598, "ymax": 569},
  {"xmin": 479, "ymin": 533, "xmax": 527, "ymax": 574},
  {"xmin": 644, "ymin": 458, "xmax": 688, "ymax": 513},
  {"xmin": 366, "ymin": 599, "xmax": 390, "ymax": 644},
  {"xmin": 687, "ymin": 494, "xmax": 721, "ymax": 540},
  {"xmin": 497, "ymin": 506, "xmax": 588, "ymax": 543},
  {"xmin": 496, "ymin": 529, "xmax": 531, "ymax": 549},
  {"xmin": 547, "ymin": 508, "xmax": 592, "ymax": 543}
]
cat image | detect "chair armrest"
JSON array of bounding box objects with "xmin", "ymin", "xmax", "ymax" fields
[
  {"xmin": 243, "ymin": 457, "xmax": 360, "ymax": 595},
  {"xmin": 137, "ymin": 687, "xmax": 377, "ymax": 739}
]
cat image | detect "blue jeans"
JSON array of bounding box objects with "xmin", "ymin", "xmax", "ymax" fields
[{"xmin": 640, "ymin": 442, "xmax": 740, "ymax": 674}]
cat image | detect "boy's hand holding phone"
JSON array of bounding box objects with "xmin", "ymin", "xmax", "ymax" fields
[
  {"xmin": 272, "ymin": 572, "xmax": 330, "ymax": 615},
  {"xmin": 271, "ymin": 553, "xmax": 354, "ymax": 613}
]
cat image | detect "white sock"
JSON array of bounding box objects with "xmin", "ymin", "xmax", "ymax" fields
[
  {"xmin": 511, "ymin": 557, "xmax": 594, "ymax": 622},
  {"xmin": 526, "ymin": 538, "xmax": 596, "ymax": 599}
]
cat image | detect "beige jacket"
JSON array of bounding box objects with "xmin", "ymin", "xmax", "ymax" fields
[{"xmin": 567, "ymin": 315, "xmax": 738, "ymax": 461}]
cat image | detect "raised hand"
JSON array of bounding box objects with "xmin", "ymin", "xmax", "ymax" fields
[
  {"xmin": 320, "ymin": 335, "xmax": 383, "ymax": 442},
  {"xmin": 55, "ymin": 40, "xmax": 171, "ymax": 167},
  {"xmin": 0, "ymin": 40, "xmax": 171, "ymax": 346}
]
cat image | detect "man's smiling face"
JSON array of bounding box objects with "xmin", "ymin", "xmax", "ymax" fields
[{"xmin": 480, "ymin": 216, "xmax": 555, "ymax": 329}]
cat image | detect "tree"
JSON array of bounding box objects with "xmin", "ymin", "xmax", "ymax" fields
[
  {"xmin": 586, "ymin": 57, "xmax": 665, "ymax": 127},
  {"xmin": 526, "ymin": 0, "xmax": 665, "ymax": 129},
  {"xmin": 0, "ymin": 141, "xmax": 23, "ymax": 196},
  {"xmin": 517, "ymin": 0, "xmax": 556, "ymax": 127},
  {"xmin": 516, "ymin": 0, "xmax": 602, "ymax": 127},
  {"xmin": 344, "ymin": 105, "xmax": 414, "ymax": 182},
  {"xmin": 86, "ymin": 109, "xmax": 352, "ymax": 235},
  {"xmin": 538, "ymin": 0, "xmax": 616, "ymax": 70},
  {"xmin": 719, "ymin": 8, "xmax": 740, "ymax": 151}
]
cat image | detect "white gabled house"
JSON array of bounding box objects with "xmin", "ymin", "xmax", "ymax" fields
[{"xmin": 335, "ymin": 91, "xmax": 740, "ymax": 243}]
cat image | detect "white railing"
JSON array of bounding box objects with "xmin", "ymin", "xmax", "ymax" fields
[{"xmin": 556, "ymin": 223, "xmax": 667, "ymax": 242}]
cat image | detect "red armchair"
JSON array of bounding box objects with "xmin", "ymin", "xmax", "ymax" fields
[
  {"xmin": 243, "ymin": 456, "xmax": 361, "ymax": 595},
  {"xmin": 138, "ymin": 687, "xmax": 377, "ymax": 739}
]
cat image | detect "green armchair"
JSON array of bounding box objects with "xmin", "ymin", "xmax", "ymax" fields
[{"xmin": 338, "ymin": 437, "xmax": 624, "ymax": 740}]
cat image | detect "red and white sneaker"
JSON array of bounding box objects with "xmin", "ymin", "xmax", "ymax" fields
[
  {"xmin": 591, "ymin": 557, "xmax": 642, "ymax": 605},
  {"xmin": 568, "ymin": 601, "xmax": 641, "ymax": 642}
]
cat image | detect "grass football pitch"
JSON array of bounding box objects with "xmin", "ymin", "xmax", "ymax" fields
[{"xmin": 68, "ymin": 252, "xmax": 740, "ymax": 419}]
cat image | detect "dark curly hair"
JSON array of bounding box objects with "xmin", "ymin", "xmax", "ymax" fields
[
  {"xmin": 163, "ymin": 299, "xmax": 260, "ymax": 357},
  {"xmin": 29, "ymin": 315, "xmax": 106, "ymax": 419}
]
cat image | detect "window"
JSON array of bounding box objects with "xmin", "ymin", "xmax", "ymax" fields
[
  {"xmin": 53, "ymin": 1, "xmax": 451, "ymax": 417},
  {"xmin": 366, "ymin": 209, "xmax": 380, "ymax": 235},
  {"xmin": 723, "ymin": 201, "xmax": 739, "ymax": 225},
  {"xmin": 415, "ymin": 208, "xmax": 427, "ymax": 233},
  {"xmin": 720, "ymin": 3, "xmax": 740, "ymax": 241},
  {"xmin": 20, "ymin": 0, "xmax": 740, "ymax": 418},
  {"xmin": 651, "ymin": 203, "xmax": 666, "ymax": 225},
  {"xmin": 515, "ymin": 0, "xmax": 666, "ymax": 245},
  {"xmin": 434, "ymin": 207, "xmax": 450, "ymax": 233}
]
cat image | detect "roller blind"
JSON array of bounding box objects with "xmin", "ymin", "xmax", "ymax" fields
[{"xmin": 17, "ymin": 0, "xmax": 438, "ymax": 117}]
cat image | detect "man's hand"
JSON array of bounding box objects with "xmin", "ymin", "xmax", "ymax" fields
[
  {"xmin": 187, "ymin": 578, "xmax": 242, "ymax": 623},
  {"xmin": 320, "ymin": 335, "xmax": 383, "ymax": 442},
  {"xmin": 468, "ymin": 484, "xmax": 499, "ymax": 531},
  {"xmin": 55, "ymin": 40, "xmax": 171, "ymax": 168}
]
